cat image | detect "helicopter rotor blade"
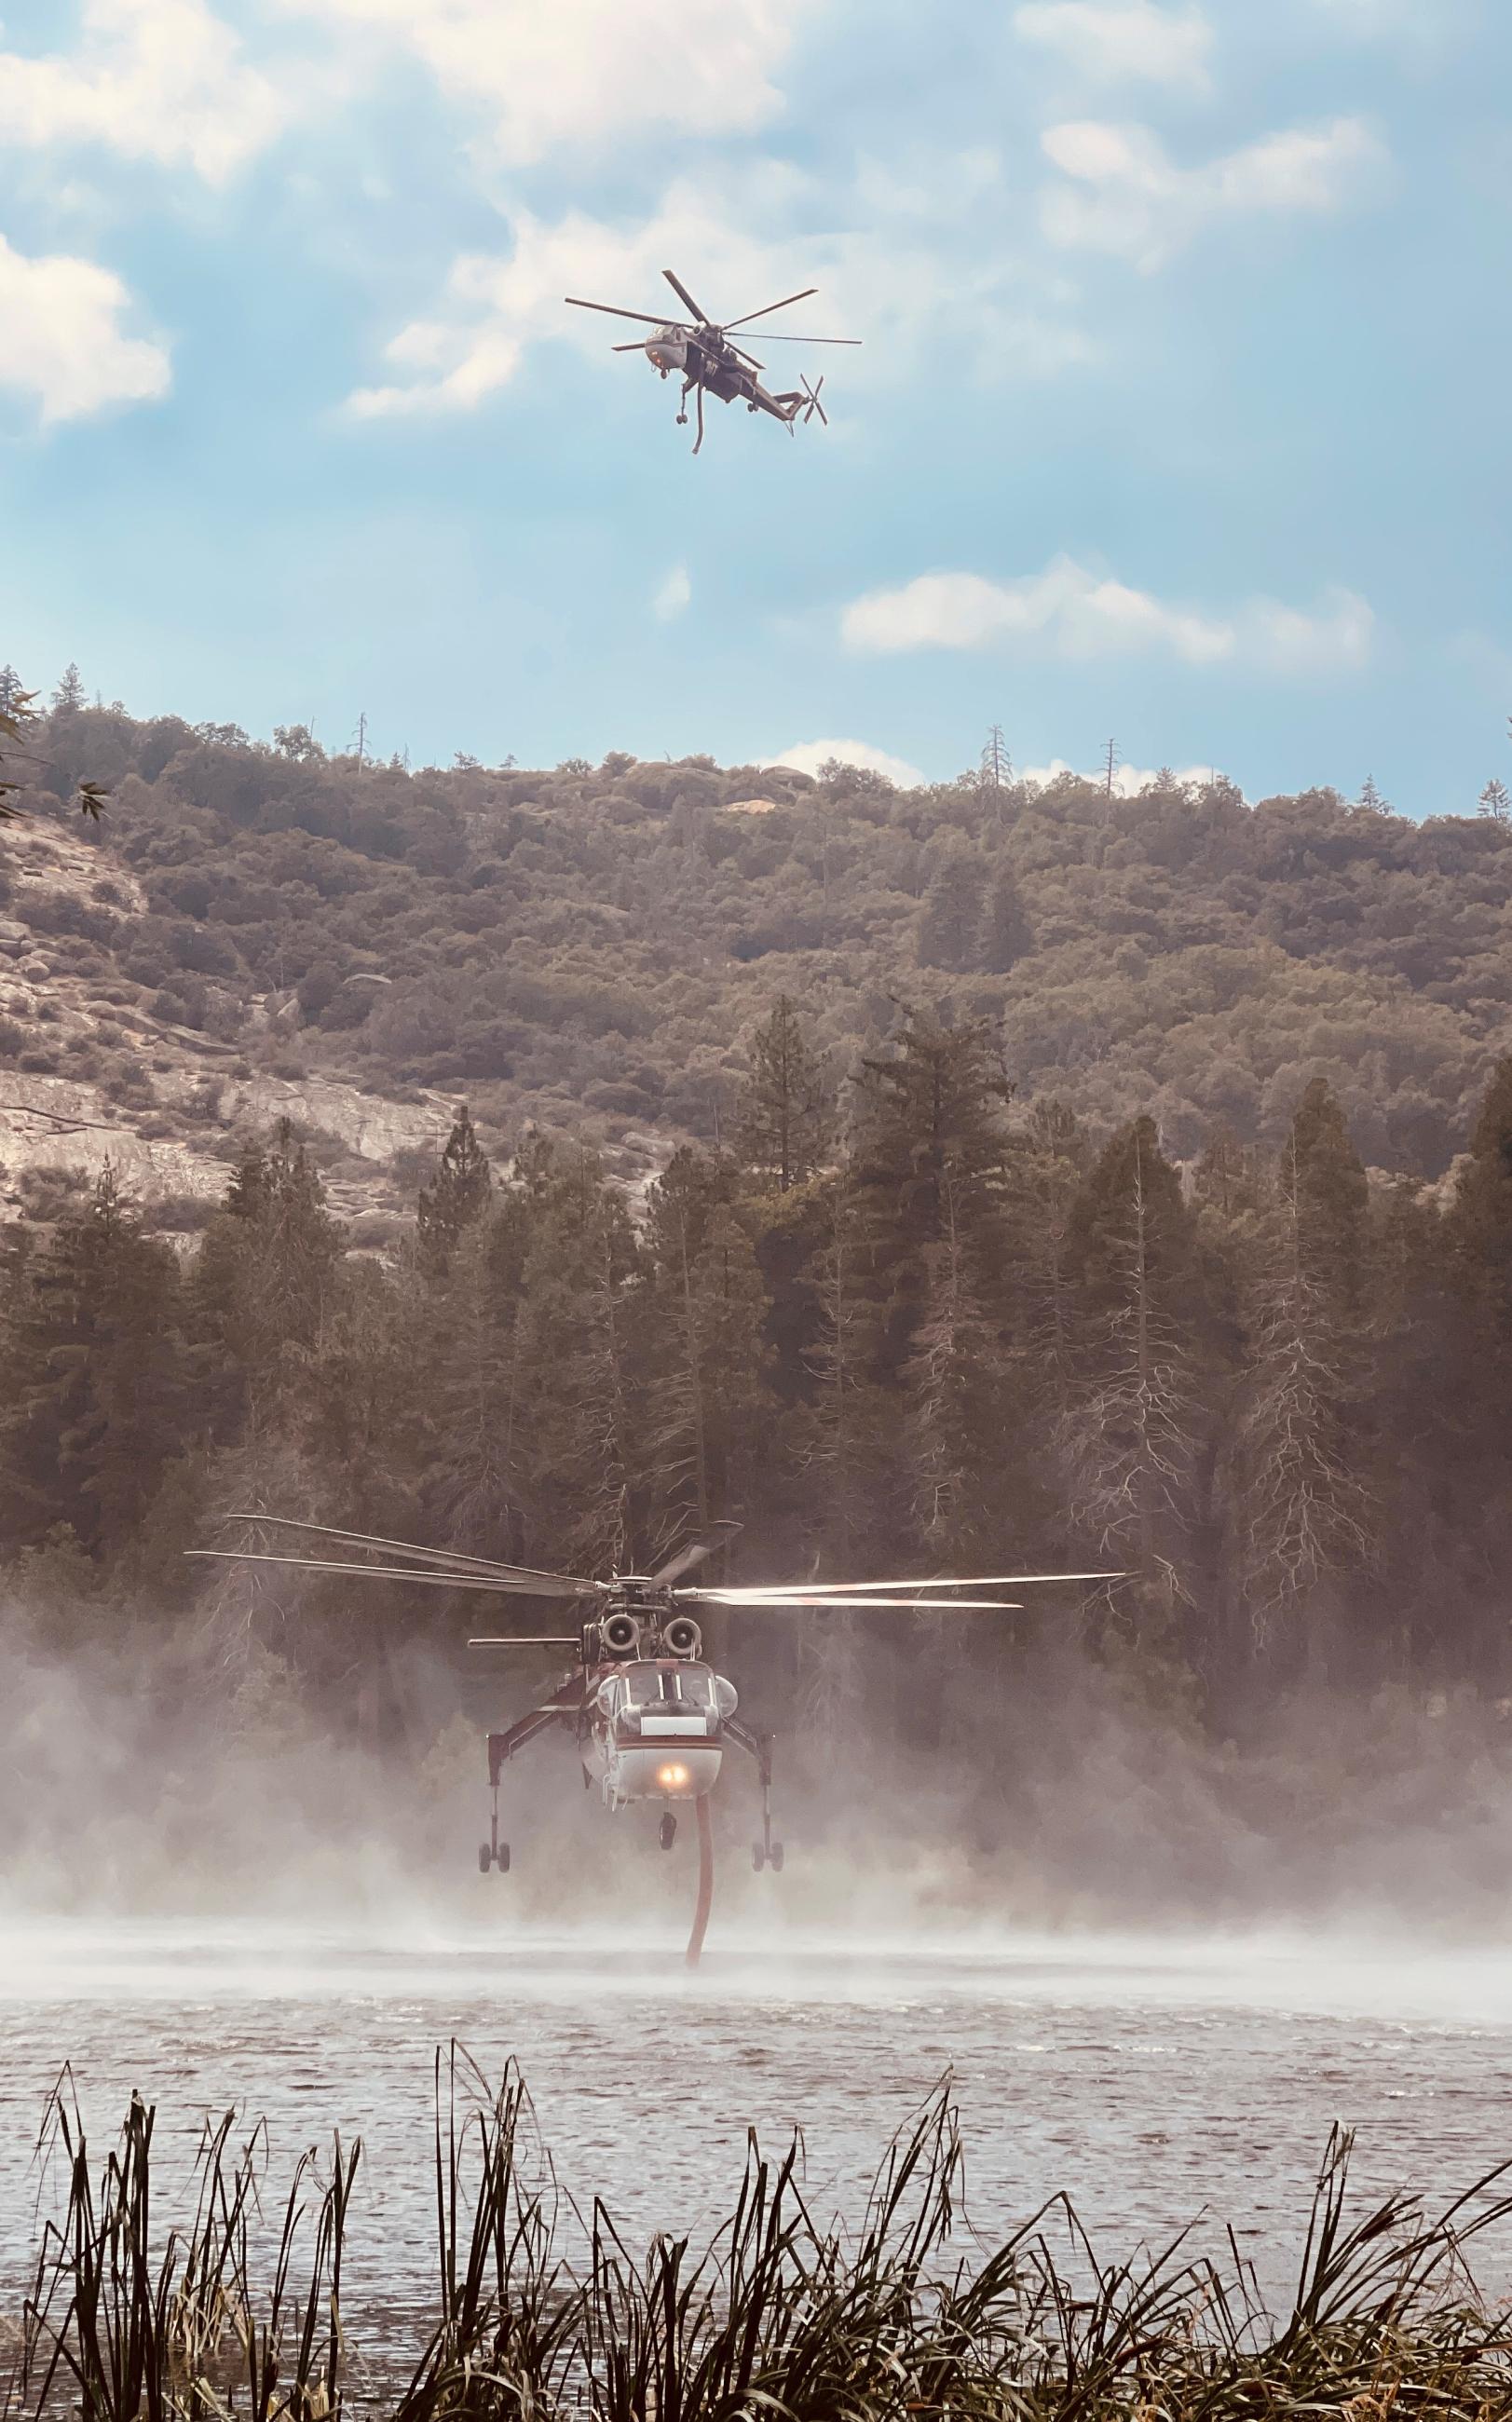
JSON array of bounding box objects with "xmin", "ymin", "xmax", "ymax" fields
[
  {"xmin": 662, "ymin": 268, "xmax": 712, "ymax": 324},
  {"xmin": 705, "ymin": 1572, "xmax": 1126, "ymax": 1597},
  {"xmin": 737, "ymin": 333, "xmax": 861, "ymax": 346},
  {"xmin": 210, "ymin": 1512, "xmax": 587, "ymax": 1588},
  {"xmin": 186, "ymin": 1549, "xmax": 593, "ymax": 1596},
  {"xmin": 685, "ymin": 1592, "xmax": 1027, "ymax": 1612},
  {"xmin": 658, "ymin": 1520, "xmax": 743, "ymax": 1586},
  {"xmin": 724, "ymin": 286, "xmax": 818, "ymax": 330},
  {"xmin": 468, "ymin": 1636, "xmax": 581, "ymax": 1647},
  {"xmin": 565, "ymin": 297, "xmax": 687, "ymax": 328},
  {"xmin": 612, "ymin": 341, "xmax": 647, "ymax": 352}
]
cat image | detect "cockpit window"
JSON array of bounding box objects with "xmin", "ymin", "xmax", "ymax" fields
[{"xmin": 625, "ymin": 1665, "xmax": 713, "ymax": 1708}]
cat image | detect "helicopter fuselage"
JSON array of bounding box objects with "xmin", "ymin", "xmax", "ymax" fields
[
  {"xmin": 584, "ymin": 1655, "xmax": 731, "ymax": 1810},
  {"xmin": 642, "ymin": 324, "xmax": 798, "ymax": 423}
]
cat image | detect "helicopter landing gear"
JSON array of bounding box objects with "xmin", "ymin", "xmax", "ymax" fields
[
  {"xmin": 480, "ymin": 1785, "xmax": 511, "ymax": 1872},
  {"xmin": 752, "ymin": 1756, "xmax": 782, "ymax": 1871},
  {"xmin": 660, "ymin": 1810, "xmax": 677, "ymax": 1851},
  {"xmin": 676, "ymin": 411, "xmax": 688, "ymax": 425}
]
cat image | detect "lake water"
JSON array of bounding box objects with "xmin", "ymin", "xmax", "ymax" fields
[{"xmin": 5, "ymin": 1912, "xmax": 1512, "ymax": 2357}]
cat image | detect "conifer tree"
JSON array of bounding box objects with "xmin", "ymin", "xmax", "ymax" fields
[
  {"xmin": 419, "ymin": 1210, "xmax": 530, "ymax": 1558},
  {"xmin": 416, "ymin": 1104, "xmax": 492, "ymax": 1268},
  {"xmin": 1230, "ymin": 1091, "xmax": 1371, "ymax": 1653},
  {"xmin": 0, "ymin": 1165, "xmax": 185, "ymax": 1554},
  {"xmin": 194, "ymin": 1121, "xmax": 341, "ymax": 1432},
  {"xmin": 916, "ymin": 850, "xmax": 984, "ymax": 971},
  {"xmin": 1449, "ymin": 1055, "xmax": 1512, "ymax": 1343},
  {"xmin": 1057, "ymin": 1118, "xmax": 1202, "ymax": 1598},
  {"xmin": 904, "ymin": 1171, "xmax": 1006, "ymax": 1560},
  {"xmin": 51, "ymin": 662, "xmax": 86, "ymax": 714},
  {"xmin": 734, "ymin": 998, "xmax": 831, "ymax": 1191},
  {"xmin": 980, "ymin": 864, "xmax": 1032, "ymax": 974},
  {"xmin": 511, "ymin": 1144, "xmax": 639, "ymax": 1572},
  {"xmin": 850, "ymin": 1008, "xmax": 1013, "ymax": 1380}
]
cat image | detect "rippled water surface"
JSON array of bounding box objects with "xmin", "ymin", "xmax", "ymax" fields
[{"xmin": 6, "ymin": 1917, "xmax": 1512, "ymax": 2336}]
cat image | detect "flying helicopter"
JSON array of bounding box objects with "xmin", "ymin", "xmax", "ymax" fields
[
  {"xmin": 190, "ymin": 1514, "xmax": 1118, "ymax": 1897},
  {"xmin": 565, "ymin": 269, "xmax": 860, "ymax": 455}
]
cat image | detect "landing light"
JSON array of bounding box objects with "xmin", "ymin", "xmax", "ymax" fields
[{"xmin": 657, "ymin": 1762, "xmax": 689, "ymax": 1789}]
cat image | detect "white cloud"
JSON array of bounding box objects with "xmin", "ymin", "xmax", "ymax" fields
[
  {"xmin": 653, "ymin": 564, "xmax": 691, "ymax": 622},
  {"xmin": 280, "ymin": 0, "xmax": 810, "ymax": 165},
  {"xmin": 1020, "ymin": 757, "xmax": 1222, "ymax": 795},
  {"xmin": 345, "ymin": 166, "xmax": 1092, "ymax": 418},
  {"xmin": 840, "ymin": 558, "xmax": 1374, "ymax": 677},
  {"xmin": 1040, "ymin": 114, "xmax": 1383, "ymax": 267},
  {"xmin": 767, "ymin": 739, "xmax": 926, "ymax": 787},
  {"xmin": 0, "ymin": 0, "xmax": 286, "ymax": 183},
  {"xmin": 0, "ymin": 235, "xmax": 170, "ymax": 424},
  {"xmin": 1014, "ymin": 2, "xmax": 1212, "ymax": 89}
]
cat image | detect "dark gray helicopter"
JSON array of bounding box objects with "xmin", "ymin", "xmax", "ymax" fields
[
  {"xmin": 191, "ymin": 1517, "xmax": 1117, "ymax": 1881},
  {"xmin": 565, "ymin": 268, "xmax": 860, "ymax": 454}
]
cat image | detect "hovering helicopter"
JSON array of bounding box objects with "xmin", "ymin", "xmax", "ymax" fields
[
  {"xmin": 190, "ymin": 1517, "xmax": 1118, "ymax": 1885},
  {"xmin": 565, "ymin": 269, "xmax": 860, "ymax": 455}
]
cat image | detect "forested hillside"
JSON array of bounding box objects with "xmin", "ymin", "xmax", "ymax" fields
[
  {"xmin": 4, "ymin": 677, "xmax": 1512, "ymax": 1176},
  {"xmin": 7, "ymin": 682, "xmax": 1512, "ymax": 1867},
  {"xmin": 5, "ymin": 1013, "xmax": 1512, "ymax": 1774}
]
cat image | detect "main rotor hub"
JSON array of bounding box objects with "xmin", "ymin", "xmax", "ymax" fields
[{"xmin": 590, "ymin": 1580, "xmax": 701, "ymax": 1663}]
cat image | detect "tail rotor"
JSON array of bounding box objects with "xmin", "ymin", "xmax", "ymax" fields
[{"xmin": 801, "ymin": 374, "xmax": 826, "ymax": 427}]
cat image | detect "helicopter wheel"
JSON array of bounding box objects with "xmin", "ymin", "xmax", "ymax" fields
[
  {"xmin": 676, "ymin": 412, "xmax": 688, "ymax": 425},
  {"xmin": 752, "ymin": 1843, "xmax": 766, "ymax": 1873},
  {"xmin": 770, "ymin": 1843, "xmax": 784, "ymax": 1873},
  {"xmin": 479, "ymin": 1841, "xmax": 511, "ymax": 1873},
  {"xmin": 497, "ymin": 1842, "xmax": 511, "ymax": 1872},
  {"xmin": 478, "ymin": 1844, "xmax": 490, "ymax": 1872},
  {"xmin": 659, "ymin": 1811, "xmax": 677, "ymax": 1851}
]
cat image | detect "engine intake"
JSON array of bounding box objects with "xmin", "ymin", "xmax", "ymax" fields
[
  {"xmin": 601, "ymin": 1612, "xmax": 642, "ymax": 1659},
  {"xmin": 662, "ymin": 1613, "xmax": 702, "ymax": 1659}
]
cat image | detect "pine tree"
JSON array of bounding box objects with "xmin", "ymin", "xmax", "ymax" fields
[
  {"xmin": 0, "ymin": 665, "xmax": 23, "ymax": 711},
  {"xmin": 193, "ymin": 1121, "xmax": 342, "ymax": 1432},
  {"xmin": 980, "ymin": 864, "xmax": 1032, "ymax": 973},
  {"xmin": 1478, "ymin": 778, "xmax": 1511, "ymax": 823},
  {"xmin": 917, "ymin": 850, "xmax": 984, "ymax": 971},
  {"xmin": 416, "ymin": 1103, "xmax": 493, "ymax": 1267},
  {"xmin": 511, "ymin": 1145, "xmax": 640, "ymax": 1573},
  {"xmin": 1450, "ymin": 1055, "xmax": 1512, "ymax": 1338},
  {"xmin": 850, "ymin": 1009, "xmax": 1014, "ymax": 1381},
  {"xmin": 415, "ymin": 1193, "xmax": 536, "ymax": 1561},
  {"xmin": 51, "ymin": 662, "xmax": 86, "ymax": 714},
  {"xmin": 798, "ymin": 1172, "xmax": 890, "ymax": 1743},
  {"xmin": 0, "ymin": 1165, "xmax": 186, "ymax": 1554},
  {"xmin": 904, "ymin": 1171, "xmax": 1006, "ymax": 1561},
  {"xmin": 1288, "ymin": 1076, "xmax": 1369, "ymax": 1307},
  {"xmin": 734, "ymin": 997, "xmax": 831, "ymax": 1191},
  {"xmin": 1057, "ymin": 1117, "xmax": 1202, "ymax": 1599},
  {"xmin": 1230, "ymin": 1096, "xmax": 1371, "ymax": 1653},
  {"xmin": 1355, "ymin": 774, "xmax": 1390, "ymax": 815}
]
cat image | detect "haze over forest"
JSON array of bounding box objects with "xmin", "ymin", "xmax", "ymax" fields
[{"xmin": 2, "ymin": 678, "xmax": 1511, "ymax": 1922}]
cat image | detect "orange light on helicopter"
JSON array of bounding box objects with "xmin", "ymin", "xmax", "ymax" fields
[{"xmin": 657, "ymin": 1762, "xmax": 690, "ymax": 1789}]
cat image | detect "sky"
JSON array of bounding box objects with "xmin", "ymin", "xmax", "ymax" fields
[{"xmin": 1, "ymin": 0, "xmax": 1509, "ymax": 809}]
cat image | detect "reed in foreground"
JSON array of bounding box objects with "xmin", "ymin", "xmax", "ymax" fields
[{"xmin": 7, "ymin": 2049, "xmax": 1512, "ymax": 2420}]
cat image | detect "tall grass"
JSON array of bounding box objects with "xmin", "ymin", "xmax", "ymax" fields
[{"xmin": 7, "ymin": 2049, "xmax": 1512, "ymax": 2419}]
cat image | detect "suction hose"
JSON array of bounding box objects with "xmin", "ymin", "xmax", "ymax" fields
[{"xmin": 686, "ymin": 1792, "xmax": 715, "ymax": 1968}]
